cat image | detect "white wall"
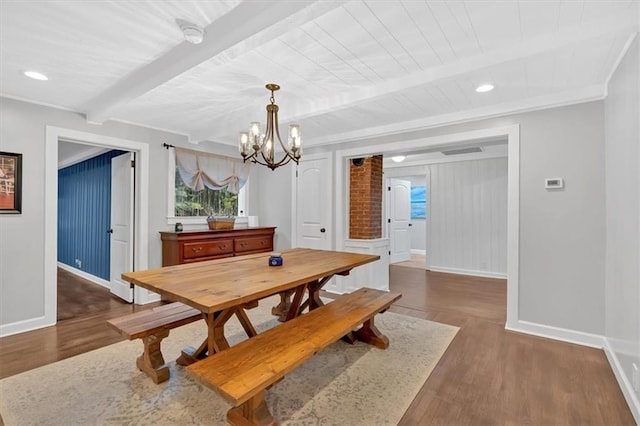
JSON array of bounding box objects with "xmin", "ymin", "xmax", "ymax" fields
[
  {"xmin": 0, "ymin": 97, "xmax": 240, "ymax": 332},
  {"xmin": 427, "ymin": 158, "xmax": 507, "ymax": 278},
  {"xmin": 253, "ymin": 164, "xmax": 293, "ymax": 251},
  {"xmin": 411, "ymin": 220, "xmax": 426, "ymax": 253},
  {"xmin": 272, "ymin": 100, "xmax": 604, "ymax": 337},
  {"xmin": 604, "ymin": 34, "xmax": 640, "ymax": 420}
]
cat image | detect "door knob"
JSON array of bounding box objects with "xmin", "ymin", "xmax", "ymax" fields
[
  {"xmin": 107, "ymin": 229, "xmax": 114, "ymax": 234},
  {"xmin": 408, "ymin": 223, "xmax": 412, "ymax": 227},
  {"xmin": 320, "ymin": 228, "xmax": 326, "ymax": 233}
]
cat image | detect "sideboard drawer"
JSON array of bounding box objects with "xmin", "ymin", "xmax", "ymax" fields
[
  {"xmin": 235, "ymin": 236, "xmax": 273, "ymax": 254},
  {"xmin": 183, "ymin": 240, "xmax": 233, "ymax": 260}
]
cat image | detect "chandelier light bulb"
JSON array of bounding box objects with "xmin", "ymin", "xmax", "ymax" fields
[
  {"xmin": 288, "ymin": 124, "xmax": 301, "ymax": 149},
  {"xmin": 238, "ymin": 132, "xmax": 249, "ymax": 155},
  {"xmin": 250, "ymin": 122, "xmax": 261, "ymax": 136}
]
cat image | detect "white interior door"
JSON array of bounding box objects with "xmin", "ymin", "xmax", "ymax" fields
[
  {"xmin": 110, "ymin": 152, "xmax": 134, "ymax": 302},
  {"xmin": 295, "ymin": 155, "xmax": 332, "ymax": 250},
  {"xmin": 387, "ymin": 178, "xmax": 411, "ymax": 264}
]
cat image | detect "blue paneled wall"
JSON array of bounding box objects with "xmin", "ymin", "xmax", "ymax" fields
[{"xmin": 58, "ymin": 150, "xmax": 126, "ymax": 280}]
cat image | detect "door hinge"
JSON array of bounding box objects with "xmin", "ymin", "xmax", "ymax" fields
[
  {"xmin": 388, "ymin": 186, "xmax": 391, "ymax": 191},
  {"xmin": 388, "ymin": 218, "xmax": 391, "ymax": 223},
  {"xmin": 388, "ymin": 251, "xmax": 391, "ymax": 255},
  {"xmin": 130, "ymin": 160, "xmax": 135, "ymax": 168},
  {"xmin": 296, "ymin": 170, "xmax": 298, "ymax": 178}
]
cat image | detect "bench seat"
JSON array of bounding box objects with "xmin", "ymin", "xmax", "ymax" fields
[
  {"xmin": 187, "ymin": 287, "xmax": 401, "ymax": 425},
  {"xmin": 107, "ymin": 302, "xmax": 201, "ymax": 383}
]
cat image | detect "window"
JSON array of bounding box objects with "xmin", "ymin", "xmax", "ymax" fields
[
  {"xmin": 411, "ymin": 186, "xmax": 426, "ymax": 219},
  {"xmin": 174, "ymin": 172, "xmax": 238, "ymax": 217},
  {"xmin": 167, "ymin": 148, "xmax": 248, "ymax": 224}
]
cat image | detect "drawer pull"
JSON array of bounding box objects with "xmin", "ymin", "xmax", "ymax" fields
[
  {"xmin": 219, "ymin": 245, "xmax": 228, "ymax": 249},
  {"xmin": 241, "ymin": 242, "xmax": 248, "ymax": 247},
  {"xmin": 191, "ymin": 247, "xmax": 202, "ymax": 253}
]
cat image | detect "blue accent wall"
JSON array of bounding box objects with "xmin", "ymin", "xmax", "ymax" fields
[{"xmin": 58, "ymin": 150, "xmax": 126, "ymax": 280}]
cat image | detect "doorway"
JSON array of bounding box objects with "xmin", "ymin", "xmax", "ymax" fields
[
  {"xmin": 56, "ymin": 146, "xmax": 133, "ymax": 320},
  {"xmin": 385, "ymin": 175, "xmax": 430, "ymax": 267},
  {"xmin": 44, "ymin": 126, "xmax": 151, "ymax": 327},
  {"xmin": 56, "ymin": 145, "xmax": 135, "ymax": 318},
  {"xmin": 334, "ymin": 125, "xmax": 520, "ymax": 328}
]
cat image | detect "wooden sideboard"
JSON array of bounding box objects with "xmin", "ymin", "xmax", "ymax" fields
[{"xmin": 160, "ymin": 227, "xmax": 276, "ymax": 266}]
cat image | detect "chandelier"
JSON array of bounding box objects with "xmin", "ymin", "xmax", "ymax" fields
[{"xmin": 238, "ymin": 84, "xmax": 302, "ymax": 170}]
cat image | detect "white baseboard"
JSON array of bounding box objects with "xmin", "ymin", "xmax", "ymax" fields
[
  {"xmin": 410, "ymin": 249, "xmax": 426, "ymax": 255},
  {"xmin": 0, "ymin": 315, "xmax": 55, "ymax": 338},
  {"xmin": 604, "ymin": 339, "xmax": 640, "ymax": 425},
  {"xmin": 57, "ymin": 262, "xmax": 110, "ymax": 289},
  {"xmin": 427, "ymin": 265, "xmax": 507, "ymax": 279},
  {"xmin": 506, "ymin": 320, "xmax": 606, "ymax": 349}
]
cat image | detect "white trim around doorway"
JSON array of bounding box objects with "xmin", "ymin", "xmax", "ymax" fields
[
  {"xmin": 44, "ymin": 126, "xmax": 152, "ymax": 328},
  {"xmin": 334, "ymin": 124, "xmax": 520, "ymax": 328}
]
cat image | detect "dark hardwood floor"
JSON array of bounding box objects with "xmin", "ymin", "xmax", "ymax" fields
[
  {"xmin": 0, "ymin": 270, "xmax": 162, "ymax": 379},
  {"xmin": 388, "ymin": 266, "xmax": 634, "ymax": 425},
  {"xmin": 0, "ymin": 266, "xmax": 634, "ymax": 425},
  {"xmin": 57, "ymin": 268, "xmax": 131, "ymax": 321}
]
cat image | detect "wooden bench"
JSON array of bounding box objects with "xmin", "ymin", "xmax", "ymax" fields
[
  {"xmin": 187, "ymin": 287, "xmax": 402, "ymax": 425},
  {"xmin": 107, "ymin": 302, "xmax": 202, "ymax": 383}
]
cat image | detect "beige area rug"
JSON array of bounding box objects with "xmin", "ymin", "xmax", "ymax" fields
[{"xmin": 0, "ymin": 296, "xmax": 458, "ymax": 426}]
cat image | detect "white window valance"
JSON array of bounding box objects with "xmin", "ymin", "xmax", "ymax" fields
[{"xmin": 175, "ymin": 147, "xmax": 250, "ymax": 194}]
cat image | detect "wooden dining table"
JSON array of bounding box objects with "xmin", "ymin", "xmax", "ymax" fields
[{"xmin": 121, "ymin": 248, "xmax": 379, "ymax": 363}]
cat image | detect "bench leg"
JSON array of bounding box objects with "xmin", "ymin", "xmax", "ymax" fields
[
  {"xmin": 354, "ymin": 316, "xmax": 390, "ymax": 349},
  {"xmin": 136, "ymin": 329, "xmax": 170, "ymax": 384},
  {"xmin": 227, "ymin": 390, "xmax": 276, "ymax": 426}
]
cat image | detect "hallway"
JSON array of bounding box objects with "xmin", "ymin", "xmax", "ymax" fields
[{"xmin": 57, "ymin": 268, "xmax": 128, "ymax": 321}]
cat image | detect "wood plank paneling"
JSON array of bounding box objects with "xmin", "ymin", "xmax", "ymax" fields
[
  {"xmin": 427, "ymin": 157, "xmax": 508, "ymax": 277},
  {"xmin": 57, "ymin": 150, "xmax": 126, "ymax": 280}
]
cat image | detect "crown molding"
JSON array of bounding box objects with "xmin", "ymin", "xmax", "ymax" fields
[{"xmin": 306, "ymin": 84, "xmax": 605, "ymax": 148}]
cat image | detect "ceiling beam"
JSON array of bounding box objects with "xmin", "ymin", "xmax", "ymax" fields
[{"xmin": 83, "ymin": 0, "xmax": 346, "ymax": 124}]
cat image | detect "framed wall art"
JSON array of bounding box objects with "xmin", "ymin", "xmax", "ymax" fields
[{"xmin": 0, "ymin": 151, "xmax": 23, "ymax": 214}]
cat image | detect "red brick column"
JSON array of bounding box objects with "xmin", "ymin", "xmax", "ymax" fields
[{"xmin": 349, "ymin": 155, "xmax": 383, "ymax": 239}]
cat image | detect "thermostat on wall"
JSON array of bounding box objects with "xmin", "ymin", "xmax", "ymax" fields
[{"xmin": 545, "ymin": 178, "xmax": 564, "ymax": 189}]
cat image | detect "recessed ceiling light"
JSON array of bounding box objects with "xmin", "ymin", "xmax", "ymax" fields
[
  {"xmin": 475, "ymin": 84, "xmax": 494, "ymax": 93},
  {"xmin": 24, "ymin": 71, "xmax": 48, "ymax": 81},
  {"xmin": 391, "ymin": 156, "xmax": 406, "ymax": 163}
]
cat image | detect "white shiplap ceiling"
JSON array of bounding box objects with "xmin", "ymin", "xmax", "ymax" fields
[{"xmin": 1, "ymin": 0, "xmax": 638, "ymax": 150}]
